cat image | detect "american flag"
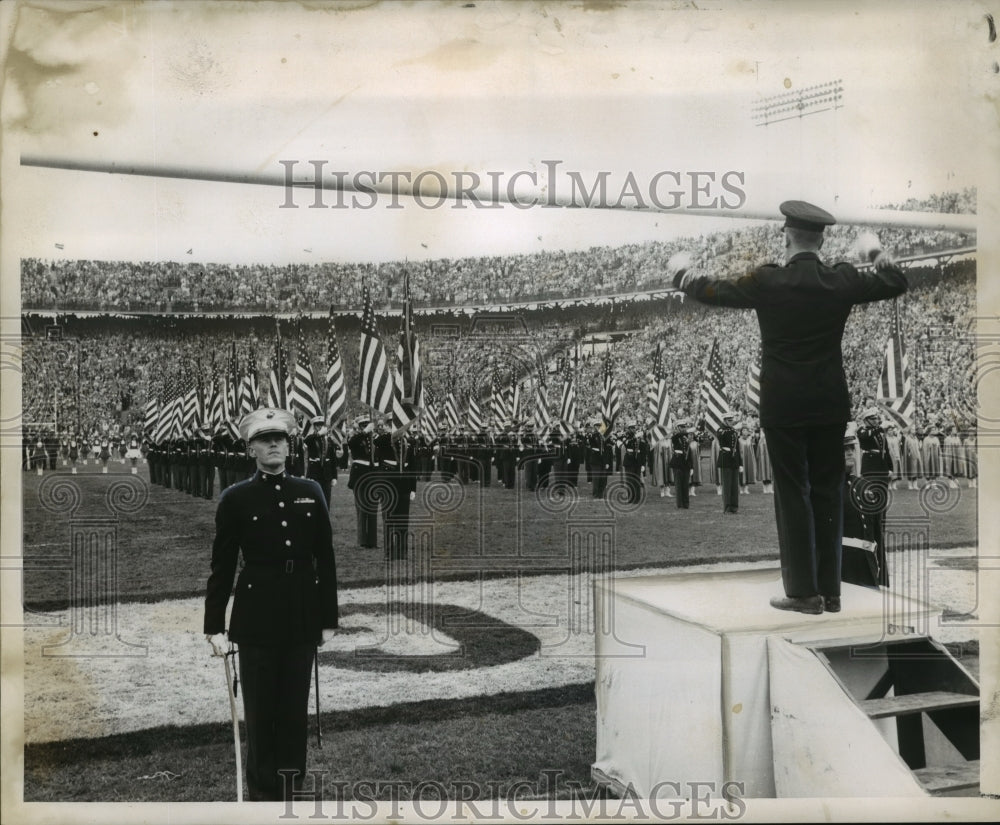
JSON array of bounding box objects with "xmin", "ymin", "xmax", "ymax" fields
[
  {"xmin": 746, "ymin": 349, "xmax": 762, "ymax": 414},
  {"xmin": 154, "ymin": 372, "xmax": 177, "ymax": 443},
  {"xmin": 422, "ymin": 401, "xmax": 440, "ymax": 440},
  {"xmin": 143, "ymin": 398, "xmax": 159, "ymax": 438},
  {"xmin": 239, "ymin": 349, "xmax": 259, "ymax": 415},
  {"xmin": 182, "ymin": 367, "xmax": 202, "ymax": 434},
  {"xmin": 510, "ymin": 379, "xmax": 521, "ymax": 425},
  {"xmin": 399, "ymin": 271, "xmax": 423, "ymax": 406},
  {"xmin": 225, "ymin": 341, "xmax": 239, "ymax": 421},
  {"xmin": 391, "ymin": 341, "xmax": 418, "ymax": 435},
  {"xmin": 699, "ymin": 338, "xmax": 731, "ymax": 434},
  {"xmin": 533, "ymin": 378, "xmax": 551, "ymax": 431},
  {"xmin": 489, "ymin": 370, "xmax": 507, "ymax": 426},
  {"xmin": 324, "ymin": 308, "xmax": 347, "ymax": 428},
  {"xmin": 557, "ymin": 354, "xmax": 577, "ymax": 436},
  {"xmin": 358, "ymin": 285, "xmax": 392, "ymax": 413},
  {"xmin": 207, "ymin": 369, "xmax": 225, "ymax": 434},
  {"xmin": 443, "ymin": 386, "xmax": 460, "ymax": 431},
  {"xmin": 646, "ymin": 343, "xmax": 670, "ymax": 442},
  {"xmin": 467, "ymin": 395, "xmax": 484, "ymax": 432},
  {"xmin": 600, "ymin": 355, "xmax": 621, "ymax": 431},
  {"xmin": 267, "ymin": 324, "xmax": 292, "ymax": 411},
  {"xmin": 876, "ymin": 300, "xmax": 914, "ymax": 428},
  {"xmin": 291, "ymin": 319, "xmax": 323, "ymax": 421},
  {"xmin": 170, "ymin": 371, "xmax": 186, "ymax": 439}
]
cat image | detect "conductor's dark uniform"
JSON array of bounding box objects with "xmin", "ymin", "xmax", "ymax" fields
[
  {"xmin": 676, "ymin": 200, "xmax": 907, "ymax": 613},
  {"xmin": 204, "ymin": 408, "xmax": 338, "ymax": 801}
]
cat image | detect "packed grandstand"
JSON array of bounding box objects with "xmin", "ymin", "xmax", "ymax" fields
[{"xmin": 20, "ymin": 190, "xmax": 977, "ymax": 440}]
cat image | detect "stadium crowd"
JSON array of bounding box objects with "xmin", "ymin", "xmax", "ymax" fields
[
  {"xmin": 21, "ymin": 188, "xmax": 974, "ymax": 314},
  {"xmin": 21, "ymin": 261, "xmax": 975, "ymax": 443}
]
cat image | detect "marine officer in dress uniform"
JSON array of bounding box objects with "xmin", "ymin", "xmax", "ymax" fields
[
  {"xmin": 673, "ymin": 200, "xmax": 906, "ymax": 614},
  {"xmin": 204, "ymin": 408, "xmax": 338, "ymax": 801}
]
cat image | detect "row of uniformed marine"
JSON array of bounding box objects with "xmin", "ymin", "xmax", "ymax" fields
[{"xmin": 147, "ymin": 418, "xmax": 344, "ymax": 502}]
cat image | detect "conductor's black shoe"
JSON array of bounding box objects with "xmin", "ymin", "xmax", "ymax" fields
[
  {"xmin": 769, "ymin": 595, "xmax": 824, "ymax": 615},
  {"xmin": 823, "ymin": 596, "xmax": 842, "ymax": 613}
]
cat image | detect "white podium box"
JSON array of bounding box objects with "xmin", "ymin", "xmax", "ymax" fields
[{"xmin": 592, "ymin": 567, "xmax": 936, "ymax": 799}]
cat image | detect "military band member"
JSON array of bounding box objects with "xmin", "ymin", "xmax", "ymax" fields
[
  {"xmin": 856, "ymin": 407, "xmax": 890, "ymax": 584},
  {"xmin": 841, "ymin": 422, "xmax": 884, "ymax": 589},
  {"xmin": 669, "ymin": 420, "xmax": 693, "ymax": 508},
  {"xmin": 204, "ymin": 408, "xmax": 338, "ymax": 801},
  {"xmin": 411, "ymin": 426, "xmax": 435, "ymax": 482},
  {"xmin": 199, "ymin": 426, "xmax": 216, "ymax": 499},
  {"xmin": 536, "ymin": 428, "xmax": 556, "ymax": 490},
  {"xmin": 376, "ymin": 426, "xmax": 417, "ymax": 561},
  {"xmin": 587, "ymin": 419, "xmax": 612, "ymax": 498},
  {"xmin": 563, "ymin": 427, "xmax": 584, "ymax": 487},
  {"xmin": 347, "ymin": 416, "xmax": 378, "ymax": 548},
  {"xmin": 738, "ymin": 426, "xmax": 756, "ymax": 494},
  {"xmin": 304, "ymin": 415, "xmax": 338, "ymax": 506},
  {"xmin": 521, "ymin": 422, "xmax": 539, "ymax": 491},
  {"xmin": 687, "ymin": 425, "xmax": 703, "ymax": 496},
  {"xmin": 715, "ymin": 414, "xmax": 741, "ymax": 514},
  {"xmin": 621, "ymin": 422, "xmax": 648, "ymax": 504},
  {"xmin": 495, "ymin": 426, "xmax": 517, "ymax": 489}
]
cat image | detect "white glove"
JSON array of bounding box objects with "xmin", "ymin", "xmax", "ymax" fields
[
  {"xmin": 856, "ymin": 231, "xmax": 883, "ymax": 262},
  {"xmin": 872, "ymin": 250, "xmax": 897, "ymax": 271},
  {"xmin": 207, "ymin": 633, "xmax": 228, "ymax": 657},
  {"xmin": 332, "ymin": 479, "xmax": 338, "ymax": 486},
  {"xmin": 320, "ymin": 628, "xmax": 337, "ymax": 645},
  {"xmin": 409, "ymin": 490, "xmax": 416, "ymax": 501}
]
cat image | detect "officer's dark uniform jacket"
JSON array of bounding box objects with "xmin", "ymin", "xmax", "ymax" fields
[
  {"xmin": 204, "ymin": 470, "xmax": 338, "ymax": 645},
  {"xmin": 677, "ymin": 253, "xmax": 907, "ymax": 427}
]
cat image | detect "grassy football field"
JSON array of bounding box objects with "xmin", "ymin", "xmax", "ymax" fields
[{"xmin": 18, "ymin": 461, "xmax": 979, "ymax": 802}]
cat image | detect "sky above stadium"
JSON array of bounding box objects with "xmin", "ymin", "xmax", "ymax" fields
[{"xmin": 1, "ymin": 1, "xmax": 996, "ymax": 267}]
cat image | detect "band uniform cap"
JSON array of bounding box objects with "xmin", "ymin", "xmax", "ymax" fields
[
  {"xmin": 844, "ymin": 421, "xmax": 858, "ymax": 443},
  {"xmin": 240, "ymin": 408, "xmax": 296, "ymax": 442},
  {"xmin": 722, "ymin": 412, "xmax": 738, "ymax": 421},
  {"xmin": 780, "ymin": 200, "xmax": 836, "ymax": 232}
]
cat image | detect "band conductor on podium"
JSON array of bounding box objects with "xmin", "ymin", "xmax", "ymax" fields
[{"xmin": 671, "ymin": 200, "xmax": 907, "ymax": 615}]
